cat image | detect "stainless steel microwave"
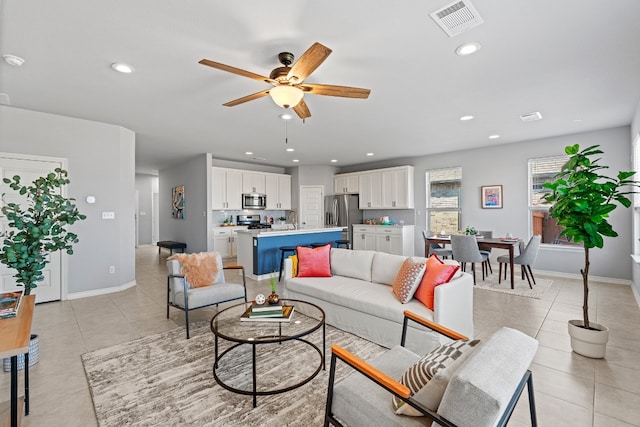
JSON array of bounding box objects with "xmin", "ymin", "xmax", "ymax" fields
[{"xmin": 242, "ymin": 193, "xmax": 267, "ymax": 210}]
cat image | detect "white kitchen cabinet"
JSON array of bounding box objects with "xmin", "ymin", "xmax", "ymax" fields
[
  {"xmin": 242, "ymin": 171, "xmax": 266, "ymax": 194},
  {"xmin": 265, "ymin": 173, "xmax": 291, "ymax": 210},
  {"xmin": 212, "ymin": 226, "xmax": 246, "ymax": 258},
  {"xmin": 381, "ymin": 166, "xmax": 414, "ymax": 209},
  {"xmin": 352, "ymin": 225, "xmax": 377, "ymax": 251},
  {"xmin": 211, "ymin": 167, "xmax": 242, "ymax": 210},
  {"xmin": 358, "ymin": 172, "xmax": 382, "ymax": 209},
  {"xmin": 334, "ymin": 173, "xmax": 360, "ymax": 194},
  {"xmin": 352, "ymin": 224, "xmax": 415, "ymax": 256}
]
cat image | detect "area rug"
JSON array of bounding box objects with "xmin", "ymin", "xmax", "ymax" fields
[
  {"xmin": 82, "ymin": 321, "xmax": 387, "ymax": 426},
  {"xmin": 473, "ymin": 270, "xmax": 553, "ymax": 299}
]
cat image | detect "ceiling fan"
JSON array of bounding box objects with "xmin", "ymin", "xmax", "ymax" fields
[{"xmin": 198, "ymin": 42, "xmax": 371, "ymax": 119}]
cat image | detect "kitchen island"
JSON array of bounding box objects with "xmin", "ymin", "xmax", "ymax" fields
[{"xmin": 236, "ymin": 227, "xmax": 343, "ymax": 280}]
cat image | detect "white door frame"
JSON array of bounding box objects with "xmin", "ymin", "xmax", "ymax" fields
[{"xmin": 0, "ymin": 152, "xmax": 69, "ymax": 302}]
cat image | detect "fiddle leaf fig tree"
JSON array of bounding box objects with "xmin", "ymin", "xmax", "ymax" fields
[
  {"xmin": 543, "ymin": 144, "xmax": 638, "ymax": 330},
  {"xmin": 0, "ymin": 168, "xmax": 86, "ymax": 295}
]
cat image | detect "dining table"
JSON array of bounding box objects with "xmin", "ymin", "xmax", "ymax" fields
[{"xmin": 425, "ymin": 236, "xmax": 521, "ymax": 289}]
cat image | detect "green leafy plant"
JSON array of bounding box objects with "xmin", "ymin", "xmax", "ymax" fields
[
  {"xmin": 464, "ymin": 226, "xmax": 477, "ymax": 235},
  {"xmin": 270, "ymin": 275, "xmax": 278, "ymax": 294},
  {"xmin": 543, "ymin": 144, "xmax": 638, "ymax": 329},
  {"xmin": 0, "ymin": 168, "xmax": 86, "ymax": 295}
]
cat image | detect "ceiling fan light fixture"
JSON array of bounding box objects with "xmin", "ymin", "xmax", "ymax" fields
[{"xmin": 269, "ymin": 85, "xmax": 304, "ymax": 109}]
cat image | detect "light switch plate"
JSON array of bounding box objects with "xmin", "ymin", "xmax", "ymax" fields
[{"xmin": 102, "ymin": 211, "xmax": 115, "ymax": 220}]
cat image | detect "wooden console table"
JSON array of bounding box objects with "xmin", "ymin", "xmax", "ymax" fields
[{"xmin": 0, "ymin": 295, "xmax": 35, "ymax": 427}]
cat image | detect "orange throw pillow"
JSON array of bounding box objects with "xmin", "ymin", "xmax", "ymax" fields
[
  {"xmin": 426, "ymin": 254, "xmax": 444, "ymax": 269},
  {"xmin": 296, "ymin": 244, "xmax": 332, "ymax": 277},
  {"xmin": 392, "ymin": 258, "xmax": 427, "ymax": 303},
  {"xmin": 414, "ymin": 263, "xmax": 460, "ymax": 310}
]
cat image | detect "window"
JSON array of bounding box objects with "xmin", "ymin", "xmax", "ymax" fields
[
  {"xmin": 528, "ymin": 155, "xmax": 579, "ymax": 246},
  {"xmin": 426, "ymin": 167, "xmax": 462, "ymax": 234}
]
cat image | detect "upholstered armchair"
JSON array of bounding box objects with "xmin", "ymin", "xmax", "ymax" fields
[
  {"xmin": 167, "ymin": 252, "xmax": 247, "ymax": 338},
  {"xmin": 324, "ymin": 311, "xmax": 538, "ymax": 427}
]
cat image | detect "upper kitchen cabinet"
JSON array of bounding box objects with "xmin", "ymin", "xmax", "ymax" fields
[
  {"xmin": 359, "ymin": 172, "xmax": 382, "ymax": 209},
  {"xmin": 359, "ymin": 166, "xmax": 414, "ymax": 209},
  {"xmin": 381, "ymin": 166, "xmax": 414, "ymax": 209},
  {"xmin": 334, "ymin": 173, "xmax": 360, "ymax": 194},
  {"xmin": 265, "ymin": 173, "xmax": 291, "ymax": 210},
  {"xmin": 242, "ymin": 171, "xmax": 266, "ymax": 194},
  {"xmin": 212, "ymin": 167, "xmax": 242, "ymax": 210}
]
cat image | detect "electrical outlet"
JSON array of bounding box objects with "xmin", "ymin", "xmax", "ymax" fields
[
  {"xmin": 102, "ymin": 211, "xmax": 115, "ymax": 220},
  {"xmin": 109, "ymin": 266, "xmax": 115, "ymax": 274}
]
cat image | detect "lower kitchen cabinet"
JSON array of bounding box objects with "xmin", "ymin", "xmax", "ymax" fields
[
  {"xmin": 351, "ymin": 225, "xmax": 414, "ymax": 256},
  {"xmin": 212, "ymin": 226, "xmax": 247, "ymax": 258}
]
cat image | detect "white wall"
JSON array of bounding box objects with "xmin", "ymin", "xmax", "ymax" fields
[
  {"xmin": 159, "ymin": 154, "xmax": 211, "ymax": 253},
  {"xmin": 0, "ymin": 105, "xmax": 136, "ymax": 295},
  {"xmin": 342, "ymin": 126, "xmax": 634, "ymax": 281},
  {"xmin": 630, "ymin": 99, "xmax": 640, "ymax": 297}
]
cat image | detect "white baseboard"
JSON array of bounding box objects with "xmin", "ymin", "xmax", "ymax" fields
[
  {"xmin": 66, "ymin": 280, "xmax": 137, "ymax": 300},
  {"xmin": 533, "ymin": 269, "xmax": 632, "ymax": 286}
]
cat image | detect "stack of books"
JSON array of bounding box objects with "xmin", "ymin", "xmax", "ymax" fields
[
  {"xmin": 240, "ymin": 303, "xmax": 295, "ymax": 322},
  {"xmin": 0, "ymin": 290, "xmax": 23, "ymax": 320}
]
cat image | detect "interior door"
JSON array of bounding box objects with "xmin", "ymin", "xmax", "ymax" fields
[
  {"xmin": 299, "ymin": 185, "xmax": 324, "ymax": 229},
  {"xmin": 0, "ymin": 155, "xmax": 64, "ymax": 302}
]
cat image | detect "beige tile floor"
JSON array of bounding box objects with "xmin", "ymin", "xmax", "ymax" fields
[{"xmin": 1, "ymin": 245, "xmax": 639, "ymax": 426}]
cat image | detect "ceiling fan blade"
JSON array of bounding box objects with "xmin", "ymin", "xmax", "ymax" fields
[
  {"xmin": 199, "ymin": 59, "xmax": 276, "ymax": 84},
  {"xmin": 223, "ymin": 90, "xmax": 270, "ymax": 107},
  {"xmin": 293, "ymin": 98, "xmax": 311, "ymax": 119},
  {"xmin": 287, "ymin": 42, "xmax": 332, "ymax": 83},
  {"xmin": 301, "ymin": 83, "xmax": 371, "ymax": 99}
]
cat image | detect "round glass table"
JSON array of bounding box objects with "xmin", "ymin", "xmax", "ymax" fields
[{"xmin": 210, "ymin": 299, "xmax": 325, "ymax": 407}]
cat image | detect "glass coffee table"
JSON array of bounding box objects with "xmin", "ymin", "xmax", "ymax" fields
[{"xmin": 210, "ymin": 299, "xmax": 325, "ymax": 407}]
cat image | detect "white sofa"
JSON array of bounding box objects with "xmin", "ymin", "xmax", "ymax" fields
[{"xmin": 283, "ymin": 248, "xmax": 474, "ymax": 353}]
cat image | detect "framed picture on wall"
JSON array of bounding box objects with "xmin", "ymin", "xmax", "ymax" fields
[
  {"xmin": 172, "ymin": 185, "xmax": 185, "ymax": 219},
  {"xmin": 481, "ymin": 185, "xmax": 503, "ymax": 209}
]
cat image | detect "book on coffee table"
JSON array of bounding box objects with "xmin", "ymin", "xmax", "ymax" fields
[
  {"xmin": 251, "ymin": 302, "xmax": 283, "ymax": 313},
  {"xmin": 240, "ymin": 305, "xmax": 295, "ymax": 322}
]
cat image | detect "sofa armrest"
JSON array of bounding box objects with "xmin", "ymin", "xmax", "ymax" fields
[
  {"xmin": 433, "ymin": 272, "xmax": 474, "ymax": 338},
  {"xmin": 402, "ymin": 310, "xmax": 468, "ymax": 342},
  {"xmin": 283, "ymin": 257, "xmax": 294, "ymax": 283}
]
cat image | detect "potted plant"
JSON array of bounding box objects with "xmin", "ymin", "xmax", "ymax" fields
[
  {"xmin": 464, "ymin": 226, "xmax": 477, "ymax": 235},
  {"xmin": 268, "ymin": 274, "xmax": 279, "ymax": 305},
  {"xmin": 543, "ymin": 144, "xmax": 638, "ymax": 358},
  {"xmin": 1, "ymin": 168, "xmax": 86, "ymax": 295}
]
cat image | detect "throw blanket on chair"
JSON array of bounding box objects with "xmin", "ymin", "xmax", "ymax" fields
[{"xmin": 168, "ymin": 252, "xmax": 221, "ymax": 288}]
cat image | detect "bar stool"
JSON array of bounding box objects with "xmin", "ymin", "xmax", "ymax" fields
[
  {"xmin": 278, "ymin": 246, "xmax": 297, "ymax": 281},
  {"xmin": 310, "ymin": 242, "xmax": 332, "ymax": 249},
  {"xmin": 335, "ymin": 239, "xmax": 350, "ymax": 249}
]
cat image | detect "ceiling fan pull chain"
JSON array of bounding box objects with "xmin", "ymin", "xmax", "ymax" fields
[{"xmin": 285, "ymin": 119, "xmax": 288, "ymax": 144}]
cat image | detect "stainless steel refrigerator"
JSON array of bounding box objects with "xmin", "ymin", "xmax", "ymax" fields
[{"xmin": 325, "ymin": 194, "xmax": 363, "ymax": 243}]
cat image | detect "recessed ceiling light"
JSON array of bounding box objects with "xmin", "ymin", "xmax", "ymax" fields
[
  {"xmin": 245, "ymin": 151, "xmax": 253, "ymax": 155},
  {"xmin": 330, "ymin": 159, "xmax": 338, "ymax": 163},
  {"xmin": 459, "ymin": 115, "xmax": 474, "ymax": 121},
  {"xmin": 520, "ymin": 111, "xmax": 543, "ymax": 122},
  {"xmin": 488, "ymin": 134, "xmax": 501, "ymax": 139},
  {"xmin": 3, "ymin": 54, "xmax": 25, "ymax": 67},
  {"xmin": 286, "ymin": 148, "xmax": 294, "ymax": 152},
  {"xmin": 366, "ymin": 152, "xmax": 375, "ymax": 156},
  {"xmin": 280, "ymin": 113, "xmax": 293, "ymax": 120},
  {"xmin": 111, "ymin": 63, "xmax": 135, "ymax": 73},
  {"xmin": 293, "ymin": 159, "xmax": 299, "ymax": 163},
  {"xmin": 455, "ymin": 42, "xmax": 481, "ymax": 56}
]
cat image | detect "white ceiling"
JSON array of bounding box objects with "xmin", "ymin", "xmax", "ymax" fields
[{"xmin": 1, "ymin": 0, "xmax": 640, "ymax": 174}]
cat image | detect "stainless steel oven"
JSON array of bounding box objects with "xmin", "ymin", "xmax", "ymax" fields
[{"xmin": 242, "ymin": 193, "xmax": 267, "ymax": 210}]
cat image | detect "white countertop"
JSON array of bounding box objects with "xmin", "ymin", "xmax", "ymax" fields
[{"xmin": 236, "ymin": 227, "xmax": 344, "ymax": 237}]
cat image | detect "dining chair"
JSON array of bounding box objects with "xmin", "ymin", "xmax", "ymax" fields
[
  {"xmin": 477, "ymin": 230, "xmax": 494, "ymax": 274},
  {"xmin": 423, "ymin": 230, "xmax": 452, "ymax": 259},
  {"xmin": 497, "ymin": 235, "xmax": 541, "ymax": 288},
  {"xmin": 451, "ymin": 235, "xmax": 488, "ymax": 285}
]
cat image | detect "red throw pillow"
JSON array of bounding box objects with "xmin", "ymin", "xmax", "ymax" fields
[
  {"xmin": 414, "ymin": 263, "xmax": 460, "ymax": 310},
  {"xmin": 296, "ymin": 244, "xmax": 332, "ymax": 277},
  {"xmin": 426, "ymin": 254, "xmax": 444, "ymax": 269}
]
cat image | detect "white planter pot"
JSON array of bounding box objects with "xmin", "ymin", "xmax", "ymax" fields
[
  {"xmin": 2, "ymin": 334, "xmax": 39, "ymax": 371},
  {"xmin": 568, "ymin": 320, "xmax": 609, "ymax": 359}
]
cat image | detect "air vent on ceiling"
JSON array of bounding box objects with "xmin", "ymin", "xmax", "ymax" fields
[
  {"xmin": 0, "ymin": 93, "xmax": 10, "ymax": 105},
  {"xmin": 520, "ymin": 112, "xmax": 543, "ymax": 122},
  {"xmin": 430, "ymin": 0, "xmax": 484, "ymax": 37}
]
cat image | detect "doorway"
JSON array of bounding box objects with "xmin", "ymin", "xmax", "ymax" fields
[{"xmin": 299, "ymin": 185, "xmax": 324, "ymax": 229}]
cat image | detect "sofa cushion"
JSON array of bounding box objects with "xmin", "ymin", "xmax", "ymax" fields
[
  {"xmin": 393, "ymin": 339, "xmax": 480, "ymax": 416},
  {"xmin": 330, "ymin": 248, "xmax": 375, "ymax": 282},
  {"xmin": 296, "ymin": 244, "xmax": 332, "ymax": 277},
  {"xmin": 289, "ymin": 255, "xmax": 298, "ymax": 277},
  {"xmin": 392, "ymin": 258, "xmax": 427, "ymax": 303},
  {"xmin": 371, "ymin": 252, "xmax": 409, "ymax": 285},
  {"xmin": 168, "ymin": 252, "xmax": 221, "ymax": 288},
  {"xmin": 414, "ymin": 263, "xmax": 460, "ymax": 310}
]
